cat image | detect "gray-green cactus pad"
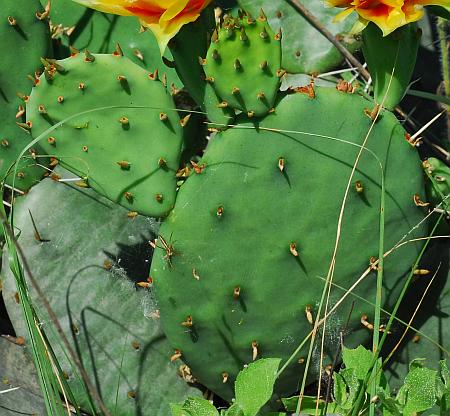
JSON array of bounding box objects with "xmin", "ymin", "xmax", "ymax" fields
[
  {"xmin": 0, "ymin": 338, "xmax": 46, "ymax": 416},
  {"xmin": 2, "ymin": 169, "xmax": 200, "ymax": 415}
]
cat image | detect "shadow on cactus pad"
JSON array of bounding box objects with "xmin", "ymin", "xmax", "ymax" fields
[{"xmin": 1, "ymin": 168, "xmax": 201, "ymax": 415}]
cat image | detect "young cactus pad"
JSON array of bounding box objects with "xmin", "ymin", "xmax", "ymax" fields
[
  {"xmin": 237, "ymin": 0, "xmax": 359, "ymax": 74},
  {"xmin": 26, "ymin": 53, "xmax": 184, "ymax": 217},
  {"xmin": 150, "ymin": 87, "xmax": 428, "ymax": 401},
  {"xmin": 203, "ymin": 11, "xmax": 282, "ymax": 117},
  {"xmin": 169, "ymin": 9, "xmax": 236, "ymax": 130}
]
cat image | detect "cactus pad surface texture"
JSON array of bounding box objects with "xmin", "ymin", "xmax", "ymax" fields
[
  {"xmin": 237, "ymin": 0, "xmax": 360, "ymax": 74},
  {"xmin": 203, "ymin": 12, "xmax": 282, "ymax": 117},
  {"xmin": 151, "ymin": 87, "xmax": 428, "ymax": 401},
  {"xmin": 27, "ymin": 52, "xmax": 184, "ymax": 217},
  {"xmin": 0, "ymin": 0, "xmax": 51, "ymax": 191}
]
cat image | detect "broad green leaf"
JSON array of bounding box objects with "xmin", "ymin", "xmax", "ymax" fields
[
  {"xmin": 171, "ymin": 403, "xmax": 185, "ymax": 416},
  {"xmin": 333, "ymin": 372, "xmax": 348, "ymax": 407},
  {"xmin": 440, "ymin": 389, "xmax": 450, "ymax": 413},
  {"xmin": 409, "ymin": 358, "xmax": 427, "ymax": 371},
  {"xmin": 401, "ymin": 364, "xmax": 439, "ymax": 415},
  {"xmin": 234, "ymin": 358, "xmax": 281, "ymax": 416},
  {"xmin": 225, "ymin": 403, "xmax": 245, "ymax": 416},
  {"xmin": 338, "ymin": 368, "xmax": 362, "ymax": 411},
  {"xmin": 342, "ymin": 345, "xmax": 374, "ymax": 381},
  {"xmin": 377, "ymin": 389, "xmax": 402, "ymax": 416},
  {"xmin": 441, "ymin": 361, "xmax": 450, "ymax": 386},
  {"xmin": 396, "ymin": 384, "xmax": 407, "ymax": 407},
  {"xmin": 182, "ymin": 397, "xmax": 219, "ymax": 416}
]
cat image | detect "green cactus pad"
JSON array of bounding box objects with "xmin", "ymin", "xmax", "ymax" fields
[
  {"xmin": 203, "ymin": 12, "xmax": 282, "ymax": 117},
  {"xmin": 362, "ymin": 23, "xmax": 421, "ymax": 110},
  {"xmin": 151, "ymin": 87, "xmax": 427, "ymax": 401},
  {"xmin": 237, "ymin": 1, "xmax": 360, "ymax": 74},
  {"xmin": 1, "ymin": 0, "xmax": 51, "ymax": 106},
  {"xmin": 0, "ymin": 0, "xmax": 51, "ymax": 191},
  {"xmin": 27, "ymin": 53, "xmax": 184, "ymax": 217},
  {"xmin": 0, "ymin": 121, "xmax": 48, "ymax": 193},
  {"xmin": 2, "ymin": 169, "xmax": 201, "ymax": 415},
  {"xmin": 423, "ymin": 157, "xmax": 450, "ymax": 233},
  {"xmin": 424, "ymin": 157, "xmax": 450, "ymax": 213},
  {"xmin": 169, "ymin": 8, "xmax": 235, "ymax": 129}
]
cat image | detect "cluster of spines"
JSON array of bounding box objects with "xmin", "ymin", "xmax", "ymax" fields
[
  {"xmin": 33, "ymin": 49, "xmax": 191, "ymax": 142},
  {"xmin": 26, "ymin": 50, "xmax": 189, "ymax": 216},
  {"xmin": 1, "ymin": 3, "xmax": 51, "ymax": 187},
  {"xmin": 202, "ymin": 9, "xmax": 283, "ymax": 117}
]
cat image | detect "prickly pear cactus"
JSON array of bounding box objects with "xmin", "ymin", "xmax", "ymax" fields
[
  {"xmin": 424, "ymin": 157, "xmax": 450, "ymax": 213},
  {"xmin": 203, "ymin": 11, "xmax": 282, "ymax": 117},
  {"xmin": 2, "ymin": 168, "xmax": 201, "ymax": 415},
  {"xmin": 237, "ymin": 0, "xmax": 360, "ymax": 74},
  {"xmin": 0, "ymin": 337, "xmax": 46, "ymax": 415},
  {"xmin": 0, "ymin": 0, "xmax": 51, "ymax": 191},
  {"xmin": 169, "ymin": 6, "xmax": 235, "ymax": 129},
  {"xmin": 151, "ymin": 87, "xmax": 427, "ymax": 401},
  {"xmin": 27, "ymin": 52, "xmax": 185, "ymax": 217},
  {"xmin": 1, "ymin": 0, "xmax": 444, "ymax": 413}
]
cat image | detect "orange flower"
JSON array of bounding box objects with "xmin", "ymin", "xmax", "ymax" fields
[
  {"xmin": 326, "ymin": 0, "xmax": 450, "ymax": 36},
  {"xmin": 73, "ymin": 0, "xmax": 212, "ymax": 52}
]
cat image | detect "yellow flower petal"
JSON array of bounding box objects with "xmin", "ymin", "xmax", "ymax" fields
[
  {"xmin": 142, "ymin": 1, "xmax": 209, "ymax": 53},
  {"xmin": 161, "ymin": 0, "xmax": 189, "ymax": 21},
  {"xmin": 332, "ymin": 6, "xmax": 356, "ymax": 22},
  {"xmin": 72, "ymin": 0, "xmax": 134, "ymax": 15},
  {"xmin": 71, "ymin": 0, "xmax": 212, "ymax": 53},
  {"xmin": 349, "ymin": 17, "xmax": 369, "ymax": 34},
  {"xmin": 324, "ymin": 0, "xmax": 353, "ymax": 6},
  {"xmin": 357, "ymin": 6, "xmax": 405, "ymax": 36}
]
